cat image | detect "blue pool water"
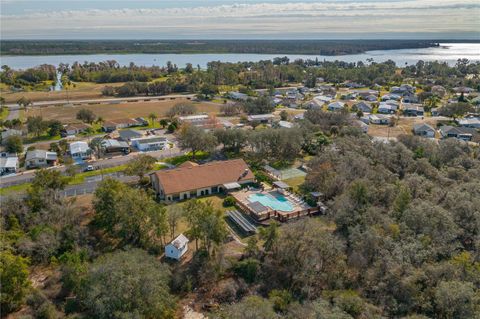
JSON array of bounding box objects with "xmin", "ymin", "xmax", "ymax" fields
[{"xmin": 248, "ymin": 192, "xmax": 294, "ymax": 212}]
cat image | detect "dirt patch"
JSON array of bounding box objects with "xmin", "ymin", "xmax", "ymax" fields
[
  {"xmin": 368, "ymin": 116, "xmax": 441, "ymax": 138},
  {"xmin": 27, "ymin": 99, "xmax": 222, "ymax": 123},
  {"xmin": 1, "ymin": 82, "xmax": 125, "ymax": 104}
]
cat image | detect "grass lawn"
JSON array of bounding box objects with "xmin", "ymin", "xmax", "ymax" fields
[
  {"xmin": 283, "ymin": 175, "xmax": 306, "ymax": 193},
  {"xmin": 0, "ymin": 107, "xmax": 9, "ymax": 120},
  {"xmin": 23, "ymin": 134, "xmax": 62, "ymax": 144},
  {"xmin": 0, "ymin": 183, "xmax": 31, "ymax": 195},
  {"xmin": 69, "ymin": 165, "xmax": 127, "ymax": 185},
  {"xmin": 164, "ymin": 151, "xmax": 209, "ymax": 166}
]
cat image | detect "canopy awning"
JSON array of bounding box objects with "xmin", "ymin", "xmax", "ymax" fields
[
  {"xmin": 273, "ymin": 181, "xmax": 291, "ymax": 189},
  {"xmin": 223, "ymin": 182, "xmax": 241, "ymax": 190}
]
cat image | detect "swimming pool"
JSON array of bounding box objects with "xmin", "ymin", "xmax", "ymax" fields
[{"xmin": 248, "ymin": 192, "xmax": 294, "ymax": 212}]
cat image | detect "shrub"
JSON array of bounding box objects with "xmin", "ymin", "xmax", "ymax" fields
[{"xmin": 223, "ymin": 196, "xmax": 236, "ymax": 207}]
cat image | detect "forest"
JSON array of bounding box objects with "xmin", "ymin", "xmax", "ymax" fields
[
  {"xmin": 1, "ymin": 106, "xmax": 480, "ymax": 318},
  {"xmin": 2, "ymin": 58, "xmax": 480, "ymax": 97},
  {"xmin": 0, "ymin": 40, "xmax": 443, "ymax": 56}
]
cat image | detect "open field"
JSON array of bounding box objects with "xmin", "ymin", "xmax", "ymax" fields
[
  {"xmin": 27, "ymin": 99, "xmax": 222, "ymax": 122},
  {"xmin": 0, "ymin": 82, "xmax": 126, "ymax": 103},
  {"xmin": 367, "ymin": 116, "xmax": 442, "ymax": 138}
]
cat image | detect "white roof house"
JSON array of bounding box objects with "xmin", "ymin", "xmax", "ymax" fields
[
  {"xmin": 69, "ymin": 141, "xmax": 91, "ymax": 159},
  {"xmin": 165, "ymin": 234, "xmax": 189, "ymax": 260},
  {"xmin": 131, "ymin": 136, "xmax": 168, "ymax": 152},
  {"xmin": 278, "ymin": 121, "xmax": 294, "ymax": 129},
  {"xmin": 458, "ymin": 117, "xmax": 480, "ymax": 129},
  {"xmin": 247, "ymin": 114, "xmax": 275, "ymax": 122},
  {"xmin": 25, "ymin": 150, "xmax": 58, "ymax": 168},
  {"xmin": 378, "ymin": 103, "xmax": 398, "ymax": 114},
  {"xmin": 0, "ymin": 156, "xmax": 19, "ymax": 175}
]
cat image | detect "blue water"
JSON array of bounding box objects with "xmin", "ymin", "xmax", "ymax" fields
[
  {"xmin": 1, "ymin": 43, "xmax": 479, "ymax": 70},
  {"xmin": 248, "ymin": 192, "xmax": 294, "ymax": 212}
]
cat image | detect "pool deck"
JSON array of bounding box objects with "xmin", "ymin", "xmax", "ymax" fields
[{"xmin": 232, "ymin": 187, "xmax": 318, "ymax": 222}]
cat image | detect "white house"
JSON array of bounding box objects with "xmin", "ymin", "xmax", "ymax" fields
[
  {"xmin": 0, "ymin": 156, "xmax": 18, "ymax": 175},
  {"xmin": 458, "ymin": 117, "xmax": 480, "ymax": 129},
  {"xmin": 247, "ymin": 114, "xmax": 275, "ymax": 123},
  {"xmin": 165, "ymin": 234, "xmax": 189, "ymax": 260},
  {"xmin": 69, "ymin": 141, "xmax": 91, "ymax": 160},
  {"xmin": 25, "ymin": 150, "xmax": 58, "ymax": 169},
  {"xmin": 378, "ymin": 103, "xmax": 398, "ymax": 114},
  {"xmin": 131, "ymin": 136, "xmax": 168, "ymax": 152}
]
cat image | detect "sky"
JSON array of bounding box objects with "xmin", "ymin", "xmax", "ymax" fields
[{"xmin": 1, "ymin": 0, "xmax": 479, "ymax": 40}]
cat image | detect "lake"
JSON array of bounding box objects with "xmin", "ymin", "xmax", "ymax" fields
[{"xmin": 1, "ymin": 43, "xmax": 479, "ymax": 70}]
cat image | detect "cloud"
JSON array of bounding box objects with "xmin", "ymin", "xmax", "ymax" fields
[{"xmin": 1, "ymin": 1, "xmax": 479, "ymax": 39}]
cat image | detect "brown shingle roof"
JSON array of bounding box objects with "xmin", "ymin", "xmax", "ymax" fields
[{"xmin": 153, "ymin": 159, "xmax": 254, "ymax": 195}]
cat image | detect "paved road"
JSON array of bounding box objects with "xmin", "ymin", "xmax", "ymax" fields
[
  {"xmin": 0, "ymin": 147, "xmax": 183, "ymax": 188},
  {"xmin": 6, "ymin": 108, "xmax": 19, "ymax": 121}
]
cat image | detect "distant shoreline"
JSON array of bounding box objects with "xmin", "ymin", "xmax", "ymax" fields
[{"xmin": 3, "ymin": 39, "xmax": 473, "ymax": 56}]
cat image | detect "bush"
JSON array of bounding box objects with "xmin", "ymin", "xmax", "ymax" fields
[
  {"xmin": 223, "ymin": 196, "xmax": 236, "ymax": 207},
  {"xmin": 233, "ymin": 258, "xmax": 259, "ymax": 284}
]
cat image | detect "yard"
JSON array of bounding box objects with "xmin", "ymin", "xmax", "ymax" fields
[
  {"xmin": 27, "ymin": 99, "xmax": 222, "ymax": 123},
  {"xmin": 367, "ymin": 116, "xmax": 441, "ymax": 139}
]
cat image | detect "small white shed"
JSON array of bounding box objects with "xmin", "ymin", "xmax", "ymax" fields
[{"xmin": 165, "ymin": 234, "xmax": 189, "ymax": 260}]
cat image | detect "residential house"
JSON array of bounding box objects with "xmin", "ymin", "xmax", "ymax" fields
[
  {"xmin": 453, "ymin": 87, "xmax": 475, "ymax": 94},
  {"xmin": 353, "ymin": 120, "xmax": 369, "ymax": 133},
  {"xmin": 131, "ymin": 136, "xmax": 168, "ymax": 152},
  {"xmin": 25, "ymin": 150, "xmax": 58, "ymax": 169},
  {"xmin": 178, "ymin": 114, "xmax": 219, "ymax": 129},
  {"xmin": 403, "ymin": 104, "xmax": 424, "ymax": 117},
  {"xmin": 118, "ymin": 129, "xmax": 143, "ymax": 142},
  {"xmin": 378, "ymin": 103, "xmax": 398, "ymax": 114},
  {"xmin": 102, "ymin": 118, "xmax": 141, "ymax": 132},
  {"xmin": 431, "ymin": 85, "xmax": 446, "ymax": 97},
  {"xmin": 439, "ymin": 126, "xmax": 477, "ymax": 142},
  {"xmin": 228, "ymin": 91, "xmax": 249, "ymax": 101},
  {"xmin": 327, "ymin": 101, "xmax": 345, "ymax": 111},
  {"xmin": 413, "ymin": 123, "xmax": 436, "ymax": 138},
  {"xmin": 365, "ymin": 95, "xmax": 378, "ymax": 102},
  {"xmin": 165, "ymin": 234, "xmax": 189, "ymax": 260},
  {"xmin": 0, "ymin": 156, "xmax": 18, "ymax": 175},
  {"xmin": 150, "ymin": 159, "xmax": 255, "ymax": 201},
  {"xmin": 247, "ymin": 114, "xmax": 275, "ymax": 124},
  {"xmin": 354, "ymin": 101, "xmax": 373, "ymax": 113},
  {"xmin": 294, "ymin": 113, "xmax": 305, "ymax": 121},
  {"xmin": 101, "ymin": 139, "xmax": 130, "ymax": 154},
  {"xmin": 368, "ymin": 114, "xmax": 391, "ymax": 125},
  {"xmin": 391, "ymin": 84, "xmax": 415, "ymax": 96},
  {"xmin": 1, "ymin": 129, "xmax": 22, "ymax": 144},
  {"xmin": 277, "ymin": 121, "xmax": 293, "ymax": 129},
  {"xmin": 354, "ymin": 89, "xmax": 379, "ymax": 98},
  {"xmin": 431, "ymin": 108, "xmax": 440, "ymax": 116},
  {"xmin": 69, "ymin": 141, "xmax": 92, "ymax": 160},
  {"xmin": 62, "ymin": 123, "xmax": 91, "ymax": 137},
  {"xmin": 381, "ymin": 94, "xmax": 401, "ymax": 101},
  {"xmin": 458, "ymin": 117, "xmax": 480, "ymax": 129},
  {"xmin": 403, "ymin": 94, "xmax": 419, "ymax": 104}
]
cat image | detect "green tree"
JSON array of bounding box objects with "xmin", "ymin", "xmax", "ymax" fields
[
  {"xmin": 148, "ymin": 113, "xmax": 157, "ymax": 126},
  {"xmin": 93, "ymin": 179, "xmax": 168, "ymax": 248},
  {"xmin": 0, "ymin": 250, "xmax": 30, "ymax": 314},
  {"xmin": 31, "ymin": 168, "xmax": 69, "ymax": 191},
  {"xmin": 159, "ymin": 118, "xmax": 169, "ymax": 129},
  {"xmin": 259, "ymin": 221, "xmax": 279, "ymax": 252},
  {"xmin": 177, "ymin": 124, "xmax": 217, "ymax": 160},
  {"xmin": 26, "ymin": 116, "xmax": 48, "ymax": 137},
  {"xmin": 280, "ymin": 109, "xmax": 289, "ymax": 121},
  {"xmin": 16, "ymin": 96, "xmax": 32, "ymax": 110},
  {"xmin": 77, "ymin": 249, "xmax": 176, "ymax": 319},
  {"xmin": 183, "ymin": 199, "xmax": 227, "ymax": 255},
  {"xmin": 124, "ymin": 154, "xmax": 157, "ymax": 180},
  {"xmin": 76, "ymin": 108, "xmax": 96, "ymax": 124},
  {"xmin": 4, "ymin": 135, "xmax": 23, "ymax": 153},
  {"xmin": 47, "ymin": 120, "xmax": 62, "ymax": 137}
]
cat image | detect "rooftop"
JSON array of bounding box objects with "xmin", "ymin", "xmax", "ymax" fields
[{"xmin": 152, "ymin": 159, "xmax": 254, "ymax": 195}]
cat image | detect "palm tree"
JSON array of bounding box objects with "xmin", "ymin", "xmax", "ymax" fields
[
  {"xmin": 424, "ymin": 95, "xmax": 440, "ymax": 112},
  {"xmin": 148, "ymin": 113, "xmax": 157, "ymax": 126}
]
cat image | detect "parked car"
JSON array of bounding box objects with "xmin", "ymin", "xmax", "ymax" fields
[{"xmin": 84, "ymin": 165, "xmax": 94, "ymax": 172}]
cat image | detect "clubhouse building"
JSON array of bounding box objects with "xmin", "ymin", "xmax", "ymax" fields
[{"xmin": 150, "ymin": 159, "xmax": 255, "ymax": 201}]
